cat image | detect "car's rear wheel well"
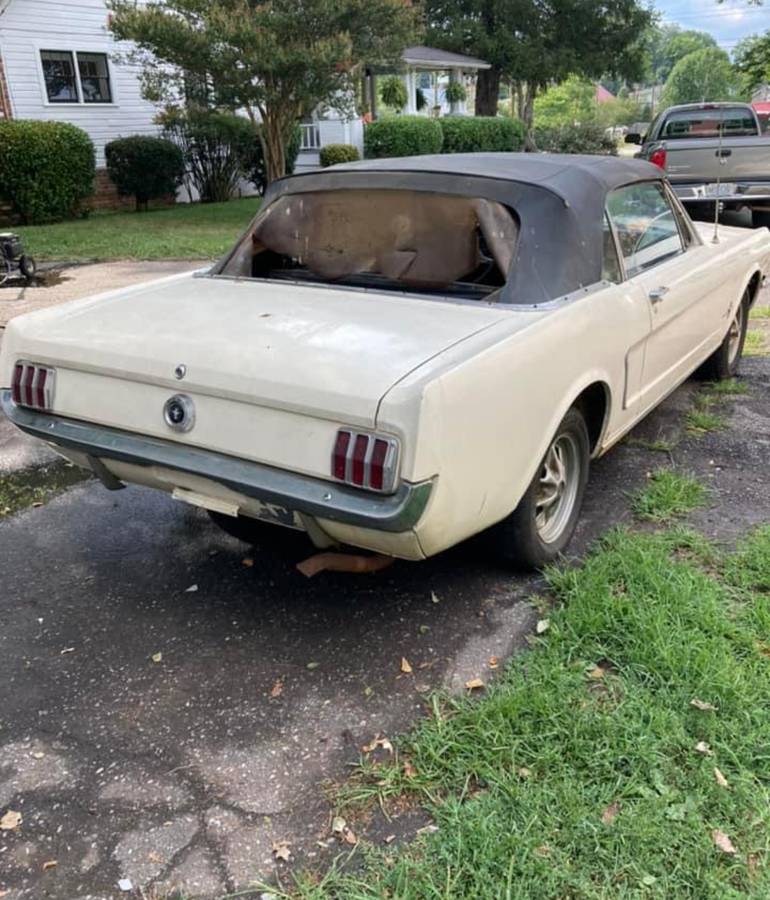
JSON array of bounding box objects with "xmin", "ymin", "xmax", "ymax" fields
[
  {"xmin": 574, "ymin": 382, "xmax": 609, "ymax": 454},
  {"xmin": 747, "ymin": 270, "xmax": 762, "ymax": 308}
]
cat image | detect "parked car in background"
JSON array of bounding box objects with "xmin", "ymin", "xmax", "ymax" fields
[
  {"xmin": 628, "ymin": 102, "xmax": 770, "ymax": 226},
  {"xmin": 1, "ymin": 155, "xmax": 768, "ymax": 569}
]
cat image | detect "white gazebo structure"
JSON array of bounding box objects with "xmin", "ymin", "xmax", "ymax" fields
[{"xmin": 361, "ymin": 46, "xmax": 491, "ymax": 119}]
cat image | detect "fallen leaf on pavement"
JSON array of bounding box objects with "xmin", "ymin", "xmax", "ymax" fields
[
  {"xmin": 713, "ymin": 767, "xmax": 729, "ymax": 788},
  {"xmin": 0, "ymin": 810, "xmax": 22, "ymax": 830},
  {"xmin": 536, "ymin": 619, "xmax": 550, "ymax": 634},
  {"xmin": 691, "ymin": 698, "xmax": 718, "ymax": 712},
  {"xmin": 332, "ymin": 816, "xmax": 346, "ymax": 834},
  {"xmin": 343, "ymin": 826, "xmax": 357, "ymax": 845},
  {"xmin": 60, "ymin": 647, "xmax": 75, "ymax": 655},
  {"xmin": 272, "ymin": 839, "xmax": 291, "ymax": 862},
  {"xmin": 42, "ymin": 860, "xmax": 58, "ymax": 871},
  {"xmin": 0, "ymin": 890, "xmax": 10, "ymax": 898},
  {"xmin": 185, "ymin": 584, "xmax": 198, "ymax": 593},
  {"xmin": 400, "ymin": 657, "xmax": 413, "ymax": 674},
  {"xmin": 601, "ymin": 802, "xmax": 620, "ymax": 825},
  {"xmin": 30, "ymin": 751, "xmax": 44, "ymax": 760},
  {"xmin": 151, "ymin": 652, "xmax": 162, "ymax": 664},
  {"xmin": 695, "ymin": 741, "xmax": 713, "ymax": 756},
  {"xmin": 465, "ymin": 678, "xmax": 485, "ymax": 690},
  {"xmin": 270, "ymin": 680, "xmax": 283, "ymax": 698},
  {"xmin": 488, "ymin": 656, "xmax": 499, "ymax": 669},
  {"xmin": 242, "ymin": 557, "xmax": 254, "ymax": 568},
  {"xmin": 362, "ymin": 734, "xmax": 394, "ymax": 754},
  {"xmin": 417, "ymin": 824, "xmax": 439, "ymax": 835},
  {"xmin": 306, "ymin": 661, "xmax": 320, "ymax": 670},
  {"xmin": 431, "ymin": 591, "xmax": 440, "ymax": 604},
  {"xmin": 712, "ymin": 829, "xmax": 736, "ymax": 854},
  {"xmin": 384, "ymin": 834, "xmax": 396, "ymax": 844}
]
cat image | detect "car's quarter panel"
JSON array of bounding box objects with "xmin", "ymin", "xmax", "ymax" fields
[{"xmin": 377, "ymin": 282, "xmax": 651, "ymax": 558}]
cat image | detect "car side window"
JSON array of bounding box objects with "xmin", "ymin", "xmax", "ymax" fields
[
  {"xmin": 602, "ymin": 214, "xmax": 622, "ymax": 283},
  {"xmin": 606, "ymin": 182, "xmax": 684, "ymax": 278}
]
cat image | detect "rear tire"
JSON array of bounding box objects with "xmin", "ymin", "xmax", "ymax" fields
[
  {"xmin": 19, "ymin": 255, "xmax": 36, "ymax": 280},
  {"xmin": 700, "ymin": 290, "xmax": 749, "ymax": 381},
  {"xmin": 208, "ymin": 510, "xmax": 310, "ymax": 552},
  {"xmin": 485, "ymin": 407, "xmax": 590, "ymax": 569}
]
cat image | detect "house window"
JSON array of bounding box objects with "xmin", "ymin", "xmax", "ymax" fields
[
  {"xmin": 40, "ymin": 50, "xmax": 112, "ymax": 104},
  {"xmin": 77, "ymin": 53, "xmax": 112, "ymax": 103},
  {"xmin": 40, "ymin": 50, "xmax": 78, "ymax": 103}
]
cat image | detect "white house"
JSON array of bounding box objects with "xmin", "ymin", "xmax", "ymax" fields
[{"xmin": 0, "ymin": 0, "xmax": 164, "ymax": 207}]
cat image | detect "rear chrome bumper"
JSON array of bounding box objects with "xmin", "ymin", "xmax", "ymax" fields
[
  {"xmin": 672, "ymin": 182, "xmax": 770, "ymax": 204},
  {"xmin": 0, "ymin": 391, "xmax": 432, "ymax": 533}
]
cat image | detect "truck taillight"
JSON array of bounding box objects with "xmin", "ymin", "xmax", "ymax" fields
[
  {"xmin": 11, "ymin": 362, "xmax": 55, "ymax": 411},
  {"xmin": 650, "ymin": 147, "xmax": 667, "ymax": 170},
  {"xmin": 332, "ymin": 429, "xmax": 399, "ymax": 494}
]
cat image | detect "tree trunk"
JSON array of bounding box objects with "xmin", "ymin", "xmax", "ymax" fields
[
  {"xmin": 474, "ymin": 66, "xmax": 501, "ymax": 117},
  {"xmin": 261, "ymin": 110, "xmax": 288, "ymax": 185}
]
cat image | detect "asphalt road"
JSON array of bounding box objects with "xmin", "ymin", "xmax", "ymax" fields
[{"xmin": 1, "ymin": 332, "xmax": 769, "ymax": 898}]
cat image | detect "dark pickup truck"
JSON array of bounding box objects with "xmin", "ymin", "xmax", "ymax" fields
[{"xmin": 627, "ymin": 102, "xmax": 770, "ymax": 227}]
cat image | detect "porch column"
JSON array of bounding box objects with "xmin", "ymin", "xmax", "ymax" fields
[{"xmin": 404, "ymin": 68, "xmax": 416, "ymax": 114}]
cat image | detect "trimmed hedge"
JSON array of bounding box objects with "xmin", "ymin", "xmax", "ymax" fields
[
  {"xmin": 106, "ymin": 135, "xmax": 184, "ymax": 210},
  {"xmin": 0, "ymin": 120, "xmax": 95, "ymax": 224},
  {"xmin": 319, "ymin": 143, "xmax": 360, "ymax": 167},
  {"xmin": 533, "ymin": 123, "xmax": 617, "ymax": 156},
  {"xmin": 439, "ymin": 115, "xmax": 526, "ymax": 153},
  {"xmin": 364, "ymin": 115, "xmax": 443, "ymax": 159}
]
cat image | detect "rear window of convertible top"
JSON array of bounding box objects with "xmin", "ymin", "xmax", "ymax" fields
[{"xmin": 219, "ymin": 189, "xmax": 519, "ymax": 299}]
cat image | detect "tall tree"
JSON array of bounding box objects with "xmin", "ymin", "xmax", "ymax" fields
[
  {"xmin": 662, "ymin": 48, "xmax": 739, "ymax": 107},
  {"xmin": 734, "ymin": 31, "xmax": 770, "ymax": 94},
  {"xmin": 424, "ymin": 0, "xmax": 651, "ymax": 124},
  {"xmin": 651, "ymin": 26, "xmax": 718, "ymax": 84},
  {"xmin": 109, "ymin": 0, "xmax": 419, "ymax": 184}
]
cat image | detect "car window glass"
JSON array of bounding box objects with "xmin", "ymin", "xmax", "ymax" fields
[
  {"xmin": 602, "ymin": 214, "xmax": 622, "ymax": 283},
  {"xmin": 660, "ymin": 107, "xmax": 757, "ymax": 139},
  {"xmin": 606, "ymin": 183, "xmax": 684, "ymax": 277}
]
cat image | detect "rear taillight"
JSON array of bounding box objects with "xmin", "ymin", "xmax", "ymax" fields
[
  {"xmin": 650, "ymin": 147, "xmax": 667, "ymax": 170},
  {"xmin": 332, "ymin": 429, "xmax": 399, "ymax": 493},
  {"xmin": 11, "ymin": 361, "xmax": 55, "ymax": 411}
]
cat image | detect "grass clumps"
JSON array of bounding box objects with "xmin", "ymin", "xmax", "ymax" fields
[
  {"xmin": 632, "ymin": 469, "xmax": 706, "ymax": 523},
  {"xmin": 744, "ymin": 329, "xmax": 769, "ymax": 357},
  {"xmin": 0, "ymin": 462, "xmax": 88, "ymax": 518},
  {"xmin": 686, "ymin": 407, "xmax": 724, "ymax": 434},
  {"xmin": 706, "ymin": 378, "xmax": 749, "ymax": 396},
  {"xmin": 277, "ymin": 528, "xmax": 770, "ymax": 899}
]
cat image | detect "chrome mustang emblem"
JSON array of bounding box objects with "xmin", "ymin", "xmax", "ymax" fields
[
  {"xmin": 163, "ymin": 394, "xmax": 195, "ymax": 433},
  {"xmin": 174, "ymin": 364, "xmax": 187, "ymax": 380}
]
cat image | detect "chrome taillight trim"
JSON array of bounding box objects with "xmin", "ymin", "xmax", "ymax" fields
[
  {"xmin": 333, "ymin": 429, "xmax": 400, "ymax": 494},
  {"xmin": 11, "ymin": 361, "xmax": 56, "ymax": 411}
]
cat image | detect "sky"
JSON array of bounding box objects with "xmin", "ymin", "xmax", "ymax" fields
[{"xmin": 654, "ymin": 0, "xmax": 770, "ymax": 54}]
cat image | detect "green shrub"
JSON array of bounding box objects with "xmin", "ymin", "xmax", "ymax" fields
[
  {"xmin": 380, "ymin": 75, "xmax": 408, "ymax": 110},
  {"xmin": 105, "ymin": 135, "xmax": 184, "ymax": 211},
  {"xmin": 160, "ymin": 106, "xmax": 257, "ymax": 203},
  {"xmin": 439, "ymin": 115, "xmax": 526, "ymax": 153},
  {"xmin": 533, "ymin": 122, "xmax": 617, "ymax": 155},
  {"xmin": 0, "ymin": 120, "xmax": 95, "ymax": 224},
  {"xmin": 238, "ymin": 123, "xmax": 301, "ymax": 194},
  {"xmin": 319, "ymin": 143, "xmax": 361, "ymax": 167},
  {"xmin": 364, "ymin": 115, "xmax": 443, "ymax": 158}
]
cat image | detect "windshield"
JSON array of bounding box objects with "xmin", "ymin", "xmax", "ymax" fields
[
  {"xmin": 660, "ymin": 107, "xmax": 758, "ymax": 139},
  {"xmin": 219, "ymin": 189, "xmax": 518, "ymax": 299}
]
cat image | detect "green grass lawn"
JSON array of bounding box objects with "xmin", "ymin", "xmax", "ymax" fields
[
  {"xmin": 274, "ymin": 524, "xmax": 770, "ymax": 899},
  {"xmin": 17, "ymin": 197, "xmax": 260, "ymax": 262}
]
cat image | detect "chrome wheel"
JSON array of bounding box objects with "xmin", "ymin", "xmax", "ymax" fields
[
  {"xmin": 535, "ymin": 432, "xmax": 581, "ymax": 544},
  {"xmin": 727, "ymin": 302, "xmax": 745, "ymax": 367}
]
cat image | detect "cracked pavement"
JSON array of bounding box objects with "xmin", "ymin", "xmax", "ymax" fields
[{"xmin": 0, "ymin": 289, "xmax": 768, "ymax": 899}]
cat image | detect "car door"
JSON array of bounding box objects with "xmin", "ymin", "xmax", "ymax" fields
[{"xmin": 606, "ymin": 181, "xmax": 728, "ymax": 411}]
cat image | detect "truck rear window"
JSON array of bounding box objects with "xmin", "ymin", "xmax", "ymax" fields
[
  {"xmin": 660, "ymin": 108, "xmax": 757, "ymax": 139},
  {"xmin": 219, "ymin": 189, "xmax": 518, "ymax": 299}
]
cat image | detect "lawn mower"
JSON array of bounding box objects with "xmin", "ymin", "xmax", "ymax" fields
[{"xmin": 0, "ymin": 232, "xmax": 36, "ymax": 287}]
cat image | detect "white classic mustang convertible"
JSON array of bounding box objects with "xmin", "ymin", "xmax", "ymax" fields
[{"xmin": 2, "ymin": 155, "xmax": 768, "ymax": 567}]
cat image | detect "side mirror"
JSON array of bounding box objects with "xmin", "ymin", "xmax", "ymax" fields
[{"xmin": 625, "ymin": 133, "xmax": 642, "ymax": 145}]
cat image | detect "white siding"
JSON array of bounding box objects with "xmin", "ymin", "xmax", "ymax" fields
[{"xmin": 0, "ymin": 0, "xmax": 161, "ymax": 165}]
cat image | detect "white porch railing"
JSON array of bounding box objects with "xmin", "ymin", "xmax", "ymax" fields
[{"xmin": 299, "ymin": 122, "xmax": 321, "ymax": 150}]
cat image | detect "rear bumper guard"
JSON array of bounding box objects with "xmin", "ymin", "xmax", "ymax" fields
[{"xmin": 0, "ymin": 391, "xmax": 432, "ymax": 533}]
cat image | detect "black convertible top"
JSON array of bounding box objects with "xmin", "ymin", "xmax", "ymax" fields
[{"xmin": 260, "ymin": 153, "xmax": 666, "ymax": 304}]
